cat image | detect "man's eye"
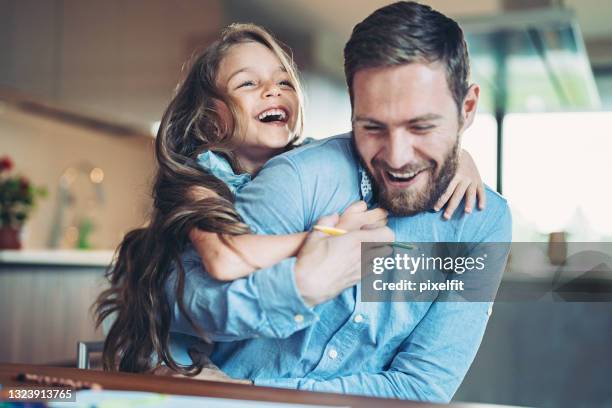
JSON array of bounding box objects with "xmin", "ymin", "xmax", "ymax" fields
[
  {"xmin": 364, "ymin": 125, "xmax": 383, "ymax": 132},
  {"xmin": 412, "ymin": 126, "xmax": 435, "ymax": 133}
]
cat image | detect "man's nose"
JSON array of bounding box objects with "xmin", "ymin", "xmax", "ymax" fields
[
  {"xmin": 384, "ymin": 130, "xmax": 416, "ymax": 169},
  {"xmin": 263, "ymin": 81, "xmax": 281, "ymax": 98}
]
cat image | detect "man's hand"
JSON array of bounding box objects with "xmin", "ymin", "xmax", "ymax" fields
[{"xmin": 294, "ymin": 213, "xmax": 394, "ymax": 306}]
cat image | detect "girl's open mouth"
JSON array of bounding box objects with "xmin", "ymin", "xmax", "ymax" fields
[{"xmin": 257, "ymin": 108, "xmax": 289, "ymax": 124}]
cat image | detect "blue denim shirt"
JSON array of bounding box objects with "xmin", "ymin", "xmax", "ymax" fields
[{"xmin": 167, "ymin": 134, "xmax": 512, "ymax": 403}]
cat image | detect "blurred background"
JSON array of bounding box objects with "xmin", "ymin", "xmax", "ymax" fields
[{"xmin": 1, "ymin": 1, "xmax": 611, "ymax": 407}]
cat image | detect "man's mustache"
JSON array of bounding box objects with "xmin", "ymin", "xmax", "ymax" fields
[{"xmin": 371, "ymin": 158, "xmax": 434, "ymax": 174}]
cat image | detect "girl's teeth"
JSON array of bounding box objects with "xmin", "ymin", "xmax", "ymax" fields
[{"xmin": 258, "ymin": 109, "xmax": 286, "ymax": 120}]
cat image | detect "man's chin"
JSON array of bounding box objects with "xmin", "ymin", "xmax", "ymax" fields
[
  {"xmin": 376, "ymin": 175, "xmax": 434, "ymax": 215},
  {"xmin": 378, "ymin": 189, "xmax": 433, "ymax": 216}
]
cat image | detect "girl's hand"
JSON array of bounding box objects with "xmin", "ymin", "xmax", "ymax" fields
[
  {"xmin": 336, "ymin": 201, "xmax": 388, "ymax": 231},
  {"xmin": 434, "ymin": 149, "xmax": 486, "ymax": 220}
]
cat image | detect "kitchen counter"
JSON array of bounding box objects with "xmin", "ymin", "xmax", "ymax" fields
[
  {"xmin": 0, "ymin": 249, "xmax": 114, "ymax": 267},
  {"xmin": 0, "ymin": 250, "xmax": 112, "ymax": 364}
]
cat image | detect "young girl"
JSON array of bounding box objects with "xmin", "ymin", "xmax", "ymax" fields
[{"xmin": 95, "ymin": 23, "xmax": 485, "ymax": 376}]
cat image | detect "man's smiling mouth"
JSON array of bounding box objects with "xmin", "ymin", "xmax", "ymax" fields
[{"xmin": 385, "ymin": 168, "xmax": 429, "ymax": 183}]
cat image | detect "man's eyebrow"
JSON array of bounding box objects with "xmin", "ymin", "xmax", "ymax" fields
[
  {"xmin": 408, "ymin": 113, "xmax": 442, "ymax": 123},
  {"xmin": 352, "ymin": 113, "xmax": 442, "ymax": 125},
  {"xmin": 352, "ymin": 116, "xmax": 385, "ymax": 125}
]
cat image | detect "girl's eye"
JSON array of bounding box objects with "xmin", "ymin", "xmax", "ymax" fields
[
  {"xmin": 237, "ymin": 80, "xmax": 255, "ymax": 89},
  {"xmin": 279, "ymin": 80, "xmax": 295, "ymax": 89}
]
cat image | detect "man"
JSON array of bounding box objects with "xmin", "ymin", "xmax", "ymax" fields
[{"xmin": 168, "ymin": 1, "xmax": 511, "ymax": 402}]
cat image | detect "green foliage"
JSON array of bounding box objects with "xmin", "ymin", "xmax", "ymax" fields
[{"xmin": 0, "ymin": 155, "xmax": 47, "ymax": 227}]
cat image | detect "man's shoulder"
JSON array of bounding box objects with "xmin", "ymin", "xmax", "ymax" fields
[
  {"xmin": 465, "ymin": 184, "xmax": 512, "ymax": 242},
  {"xmin": 405, "ymin": 184, "xmax": 511, "ymax": 243},
  {"xmin": 483, "ymin": 185, "xmax": 509, "ymax": 213}
]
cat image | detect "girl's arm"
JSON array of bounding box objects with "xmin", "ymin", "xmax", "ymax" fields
[
  {"xmin": 434, "ymin": 148, "xmax": 486, "ymax": 219},
  {"xmin": 190, "ymin": 200, "xmax": 387, "ymax": 281},
  {"xmin": 186, "ymin": 185, "xmax": 306, "ymax": 281},
  {"xmin": 189, "ymin": 229, "xmax": 307, "ymax": 281}
]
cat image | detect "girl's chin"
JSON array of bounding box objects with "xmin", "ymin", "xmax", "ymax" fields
[
  {"xmin": 242, "ymin": 140, "xmax": 289, "ymax": 156},
  {"xmin": 261, "ymin": 132, "xmax": 293, "ymax": 148}
]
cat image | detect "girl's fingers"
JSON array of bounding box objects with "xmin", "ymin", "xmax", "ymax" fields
[
  {"xmin": 444, "ymin": 181, "xmax": 469, "ymax": 219},
  {"xmin": 477, "ymin": 183, "xmax": 487, "ymax": 210},
  {"xmin": 464, "ymin": 184, "xmax": 477, "ymax": 214},
  {"xmin": 434, "ymin": 178, "xmax": 459, "ymax": 212}
]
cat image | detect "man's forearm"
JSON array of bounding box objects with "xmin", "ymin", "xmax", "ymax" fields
[{"xmin": 255, "ymin": 370, "xmax": 452, "ymax": 403}]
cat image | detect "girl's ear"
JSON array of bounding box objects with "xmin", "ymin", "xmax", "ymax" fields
[
  {"xmin": 459, "ymin": 84, "xmax": 480, "ymax": 134},
  {"xmin": 212, "ymin": 98, "xmax": 234, "ymax": 136},
  {"xmin": 214, "ymin": 98, "xmax": 231, "ymax": 123}
]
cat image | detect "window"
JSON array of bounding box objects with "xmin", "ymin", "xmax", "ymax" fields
[{"xmin": 503, "ymin": 112, "xmax": 612, "ymax": 240}]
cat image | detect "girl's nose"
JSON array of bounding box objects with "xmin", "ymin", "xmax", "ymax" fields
[{"xmin": 263, "ymin": 82, "xmax": 282, "ymax": 98}]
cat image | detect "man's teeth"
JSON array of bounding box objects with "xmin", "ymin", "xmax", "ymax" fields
[
  {"xmin": 388, "ymin": 170, "xmax": 421, "ymax": 179},
  {"xmin": 258, "ymin": 108, "xmax": 286, "ymax": 121}
]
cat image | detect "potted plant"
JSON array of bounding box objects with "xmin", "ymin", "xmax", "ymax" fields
[{"xmin": 0, "ymin": 155, "xmax": 47, "ymax": 249}]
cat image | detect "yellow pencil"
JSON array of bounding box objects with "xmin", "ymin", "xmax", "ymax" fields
[
  {"xmin": 313, "ymin": 224, "xmax": 415, "ymax": 249},
  {"xmin": 313, "ymin": 225, "xmax": 348, "ymax": 236}
]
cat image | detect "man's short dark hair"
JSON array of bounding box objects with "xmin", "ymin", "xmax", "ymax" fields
[{"xmin": 344, "ymin": 1, "xmax": 470, "ymax": 111}]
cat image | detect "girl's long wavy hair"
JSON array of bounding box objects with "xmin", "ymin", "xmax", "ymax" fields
[{"xmin": 94, "ymin": 23, "xmax": 304, "ymax": 375}]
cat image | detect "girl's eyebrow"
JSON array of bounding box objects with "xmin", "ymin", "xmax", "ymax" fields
[
  {"xmin": 227, "ymin": 67, "xmax": 251, "ymax": 82},
  {"xmin": 227, "ymin": 66, "xmax": 287, "ymax": 83}
]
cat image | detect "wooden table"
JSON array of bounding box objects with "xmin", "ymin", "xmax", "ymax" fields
[{"xmin": 0, "ymin": 363, "xmax": 521, "ymax": 407}]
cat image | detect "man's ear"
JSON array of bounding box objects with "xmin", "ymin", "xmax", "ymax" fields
[{"xmin": 459, "ymin": 84, "xmax": 480, "ymax": 134}]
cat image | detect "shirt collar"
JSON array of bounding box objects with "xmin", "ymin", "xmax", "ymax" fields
[
  {"xmin": 358, "ymin": 165, "xmax": 376, "ymax": 208},
  {"xmin": 196, "ymin": 150, "xmax": 252, "ymax": 195}
]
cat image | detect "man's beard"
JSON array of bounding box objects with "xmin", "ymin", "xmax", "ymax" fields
[{"xmin": 365, "ymin": 141, "xmax": 459, "ymax": 216}]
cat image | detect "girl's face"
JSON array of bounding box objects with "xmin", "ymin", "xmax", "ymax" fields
[{"xmin": 217, "ymin": 41, "xmax": 299, "ymax": 168}]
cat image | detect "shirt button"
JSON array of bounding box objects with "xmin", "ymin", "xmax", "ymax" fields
[
  {"xmin": 294, "ymin": 314, "xmax": 304, "ymax": 323},
  {"xmin": 328, "ymin": 348, "xmax": 338, "ymax": 360},
  {"xmin": 353, "ymin": 314, "xmax": 364, "ymax": 323},
  {"xmin": 487, "ymin": 305, "xmax": 493, "ymax": 316}
]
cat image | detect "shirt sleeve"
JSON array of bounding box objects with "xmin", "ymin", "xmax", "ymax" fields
[
  {"xmin": 169, "ymin": 253, "xmax": 317, "ymax": 341},
  {"xmin": 256, "ymin": 202, "xmax": 513, "ymax": 401},
  {"xmin": 168, "ymin": 154, "xmax": 317, "ymax": 341}
]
